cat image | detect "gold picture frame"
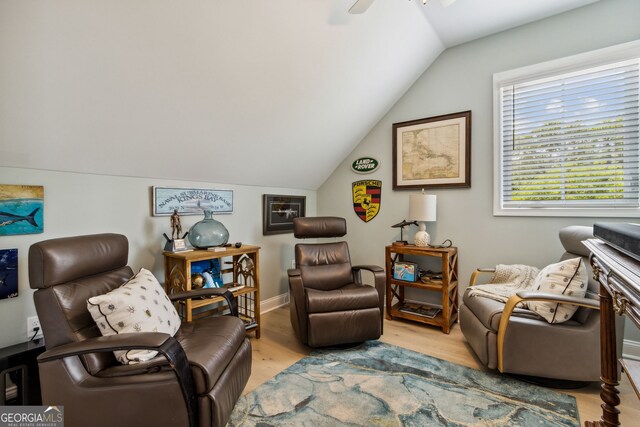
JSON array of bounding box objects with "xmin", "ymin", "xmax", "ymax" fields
[{"xmin": 393, "ymin": 111, "xmax": 471, "ymax": 189}]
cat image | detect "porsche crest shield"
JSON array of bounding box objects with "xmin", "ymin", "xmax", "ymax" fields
[{"xmin": 352, "ymin": 180, "xmax": 381, "ymax": 223}]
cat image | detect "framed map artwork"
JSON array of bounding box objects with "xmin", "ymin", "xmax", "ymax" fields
[{"xmin": 393, "ymin": 111, "xmax": 471, "ymax": 189}]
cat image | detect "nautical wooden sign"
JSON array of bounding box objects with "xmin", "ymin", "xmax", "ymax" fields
[
  {"xmin": 153, "ymin": 187, "xmax": 233, "ymax": 216},
  {"xmin": 351, "ymin": 156, "xmax": 380, "ymax": 174}
]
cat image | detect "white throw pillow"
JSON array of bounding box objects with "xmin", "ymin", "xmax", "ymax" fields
[
  {"xmin": 87, "ymin": 268, "xmax": 181, "ymax": 364},
  {"xmin": 527, "ymin": 257, "xmax": 588, "ymax": 324}
]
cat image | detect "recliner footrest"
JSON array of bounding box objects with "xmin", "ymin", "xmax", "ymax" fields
[{"xmin": 308, "ymin": 308, "xmax": 381, "ymax": 347}]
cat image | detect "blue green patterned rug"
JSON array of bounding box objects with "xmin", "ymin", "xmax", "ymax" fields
[{"xmin": 229, "ymin": 341, "xmax": 579, "ymax": 426}]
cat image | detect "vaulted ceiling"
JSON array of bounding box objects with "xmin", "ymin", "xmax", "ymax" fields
[{"xmin": 0, "ymin": 0, "xmax": 599, "ymax": 189}]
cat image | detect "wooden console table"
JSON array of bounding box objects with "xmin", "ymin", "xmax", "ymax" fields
[
  {"xmin": 385, "ymin": 244, "xmax": 458, "ymax": 334},
  {"xmin": 584, "ymin": 238, "xmax": 640, "ymax": 426},
  {"xmin": 163, "ymin": 245, "xmax": 261, "ymax": 338}
]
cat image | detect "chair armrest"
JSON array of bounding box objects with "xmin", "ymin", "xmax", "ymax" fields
[
  {"xmin": 352, "ymin": 265, "xmax": 385, "ymax": 293},
  {"xmin": 287, "ymin": 268, "xmax": 308, "ymax": 343},
  {"xmin": 287, "ymin": 268, "xmax": 301, "ymax": 277},
  {"xmin": 496, "ymin": 292, "xmax": 600, "ymax": 372},
  {"xmin": 169, "ymin": 288, "xmax": 238, "ymax": 317},
  {"xmin": 352, "ymin": 265, "xmax": 384, "ymax": 274},
  {"xmin": 38, "ymin": 332, "xmax": 197, "ymax": 427},
  {"xmin": 515, "ymin": 291, "xmax": 600, "ymax": 310},
  {"xmin": 352, "ymin": 265, "xmax": 385, "ymax": 333},
  {"xmin": 469, "ymin": 268, "xmax": 495, "ymax": 286},
  {"xmin": 38, "ymin": 332, "xmax": 172, "ymax": 362}
]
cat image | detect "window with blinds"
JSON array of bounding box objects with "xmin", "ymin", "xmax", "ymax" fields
[{"xmin": 494, "ymin": 43, "xmax": 640, "ymax": 216}]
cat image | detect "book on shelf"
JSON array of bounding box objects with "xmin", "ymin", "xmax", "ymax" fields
[
  {"xmin": 171, "ymin": 248, "xmax": 193, "ymax": 253},
  {"xmin": 239, "ymin": 314, "xmax": 257, "ymax": 329},
  {"xmin": 223, "ymin": 283, "xmax": 245, "ymax": 293},
  {"xmin": 398, "ymin": 302, "xmax": 441, "ymax": 319}
]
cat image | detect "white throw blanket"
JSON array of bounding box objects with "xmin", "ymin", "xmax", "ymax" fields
[{"xmin": 467, "ymin": 264, "xmax": 540, "ymax": 303}]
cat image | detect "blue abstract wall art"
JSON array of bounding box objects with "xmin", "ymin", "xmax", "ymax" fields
[{"xmin": 0, "ymin": 248, "xmax": 18, "ymax": 300}]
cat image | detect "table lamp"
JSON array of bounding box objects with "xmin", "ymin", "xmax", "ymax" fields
[{"xmin": 408, "ymin": 193, "xmax": 436, "ymax": 247}]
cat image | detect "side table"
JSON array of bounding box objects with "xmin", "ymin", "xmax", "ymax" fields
[
  {"xmin": 0, "ymin": 340, "xmax": 45, "ymax": 405},
  {"xmin": 385, "ymin": 244, "xmax": 459, "ymax": 334},
  {"xmin": 583, "ymin": 238, "xmax": 640, "ymax": 426},
  {"xmin": 164, "ymin": 245, "xmax": 261, "ymax": 338}
]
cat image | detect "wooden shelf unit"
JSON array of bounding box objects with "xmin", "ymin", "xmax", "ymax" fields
[
  {"xmin": 385, "ymin": 244, "xmax": 458, "ymax": 334},
  {"xmin": 163, "ymin": 245, "xmax": 261, "ymax": 338}
]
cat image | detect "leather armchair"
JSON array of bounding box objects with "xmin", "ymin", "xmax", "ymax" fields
[
  {"xmin": 28, "ymin": 233, "xmax": 251, "ymax": 427},
  {"xmin": 460, "ymin": 225, "xmax": 624, "ymax": 382},
  {"xmin": 287, "ymin": 217, "xmax": 384, "ymax": 347}
]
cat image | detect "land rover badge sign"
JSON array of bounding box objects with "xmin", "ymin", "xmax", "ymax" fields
[{"xmin": 351, "ymin": 157, "xmax": 379, "ymax": 174}]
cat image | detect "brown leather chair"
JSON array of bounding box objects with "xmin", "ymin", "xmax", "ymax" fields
[
  {"xmin": 460, "ymin": 225, "xmax": 624, "ymax": 382},
  {"xmin": 287, "ymin": 217, "xmax": 384, "ymax": 347},
  {"xmin": 28, "ymin": 233, "xmax": 251, "ymax": 427}
]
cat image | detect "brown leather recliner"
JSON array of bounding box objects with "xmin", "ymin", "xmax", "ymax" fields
[
  {"xmin": 287, "ymin": 217, "xmax": 384, "ymax": 347},
  {"xmin": 28, "ymin": 233, "xmax": 251, "ymax": 427},
  {"xmin": 460, "ymin": 225, "xmax": 624, "ymax": 382}
]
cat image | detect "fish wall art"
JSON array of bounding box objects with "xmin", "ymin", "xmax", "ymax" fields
[{"xmin": 0, "ymin": 184, "xmax": 44, "ymax": 236}]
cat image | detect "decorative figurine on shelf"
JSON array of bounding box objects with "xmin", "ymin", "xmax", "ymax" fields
[
  {"xmin": 391, "ymin": 220, "xmax": 418, "ymax": 246},
  {"xmin": 171, "ymin": 209, "xmax": 182, "ymax": 240},
  {"xmin": 163, "ymin": 209, "xmax": 190, "ymax": 252}
]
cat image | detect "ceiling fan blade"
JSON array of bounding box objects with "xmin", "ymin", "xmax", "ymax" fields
[
  {"xmin": 349, "ymin": 0, "xmax": 376, "ymax": 14},
  {"xmin": 439, "ymin": 0, "xmax": 457, "ymax": 7}
]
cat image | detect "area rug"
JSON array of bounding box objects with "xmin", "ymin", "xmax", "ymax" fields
[{"xmin": 228, "ymin": 341, "xmax": 579, "ymax": 426}]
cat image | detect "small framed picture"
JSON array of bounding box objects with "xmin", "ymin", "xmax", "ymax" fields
[
  {"xmin": 262, "ymin": 194, "xmax": 306, "ymax": 235},
  {"xmin": 393, "ymin": 262, "xmax": 418, "ymax": 282},
  {"xmin": 0, "ymin": 248, "xmax": 18, "ymax": 300}
]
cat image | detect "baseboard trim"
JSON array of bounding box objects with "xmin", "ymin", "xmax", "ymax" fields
[
  {"xmin": 261, "ymin": 292, "xmax": 289, "ymax": 314},
  {"xmin": 623, "ymin": 339, "xmax": 640, "ymax": 361}
]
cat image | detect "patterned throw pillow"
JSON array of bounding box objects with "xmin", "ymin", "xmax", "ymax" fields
[
  {"xmin": 527, "ymin": 257, "xmax": 587, "ymax": 324},
  {"xmin": 87, "ymin": 268, "xmax": 181, "ymax": 364}
]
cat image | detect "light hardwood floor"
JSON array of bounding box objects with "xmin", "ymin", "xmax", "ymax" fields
[{"xmin": 246, "ymin": 307, "xmax": 640, "ymax": 425}]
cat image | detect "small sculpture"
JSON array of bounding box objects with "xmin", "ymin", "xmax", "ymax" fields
[
  {"xmin": 163, "ymin": 209, "xmax": 189, "ymax": 252},
  {"xmin": 170, "ymin": 209, "xmax": 182, "ymax": 240}
]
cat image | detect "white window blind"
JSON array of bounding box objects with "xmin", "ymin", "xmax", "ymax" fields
[{"xmin": 498, "ymin": 57, "xmax": 640, "ymax": 212}]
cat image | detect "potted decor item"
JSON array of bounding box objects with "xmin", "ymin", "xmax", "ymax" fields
[{"xmin": 188, "ymin": 210, "xmax": 229, "ymax": 248}]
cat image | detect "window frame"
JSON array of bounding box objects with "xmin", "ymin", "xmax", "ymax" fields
[{"xmin": 493, "ymin": 40, "xmax": 640, "ymax": 217}]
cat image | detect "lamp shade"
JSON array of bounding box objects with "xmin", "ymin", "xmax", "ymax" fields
[{"xmin": 409, "ymin": 194, "xmax": 437, "ymax": 222}]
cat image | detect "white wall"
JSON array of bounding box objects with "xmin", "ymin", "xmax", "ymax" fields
[
  {"xmin": 318, "ymin": 0, "xmax": 640, "ymax": 340},
  {"xmin": 0, "ymin": 166, "xmax": 314, "ymax": 348}
]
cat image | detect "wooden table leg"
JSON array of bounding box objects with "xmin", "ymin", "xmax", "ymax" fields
[
  {"xmin": 585, "ymin": 284, "xmax": 621, "ymax": 427},
  {"xmin": 385, "ymin": 247, "xmax": 393, "ymax": 320}
]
